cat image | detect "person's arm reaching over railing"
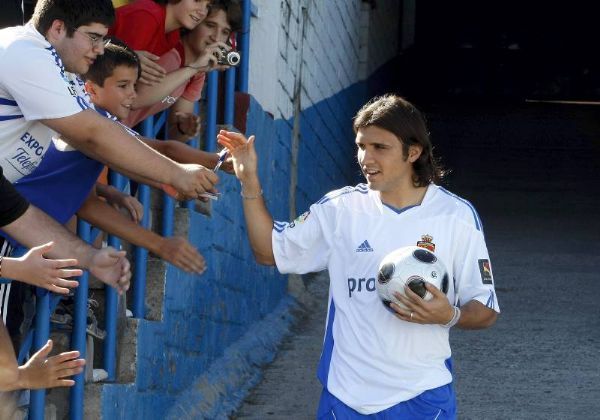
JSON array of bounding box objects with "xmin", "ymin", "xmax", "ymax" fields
[
  {"xmin": 0, "ymin": 242, "xmax": 81, "ymax": 295},
  {"xmin": 77, "ymin": 191, "xmax": 206, "ymax": 274},
  {"xmin": 41, "ymin": 109, "xmax": 217, "ymax": 200},
  {"xmin": 0, "ymin": 322, "xmax": 84, "ymax": 392},
  {"xmin": 95, "ymin": 183, "xmax": 144, "ymax": 224},
  {"xmin": 2, "ymin": 205, "xmax": 131, "ymax": 295},
  {"xmin": 144, "ymin": 137, "xmax": 234, "ymax": 173}
]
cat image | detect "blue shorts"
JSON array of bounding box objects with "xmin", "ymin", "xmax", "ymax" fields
[{"xmin": 317, "ymin": 383, "xmax": 457, "ymax": 420}]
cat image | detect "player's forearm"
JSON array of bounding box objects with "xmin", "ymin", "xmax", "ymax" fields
[
  {"xmin": 133, "ymin": 67, "xmax": 199, "ymax": 109},
  {"xmin": 240, "ymin": 178, "xmax": 275, "ymax": 265},
  {"xmin": 1, "ymin": 206, "xmax": 94, "ymax": 268},
  {"xmin": 456, "ymin": 300, "xmax": 498, "ymax": 330},
  {"xmin": 77, "ymin": 195, "xmax": 162, "ymax": 256}
]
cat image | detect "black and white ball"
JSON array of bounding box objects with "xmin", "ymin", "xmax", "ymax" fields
[{"xmin": 376, "ymin": 246, "xmax": 449, "ymax": 311}]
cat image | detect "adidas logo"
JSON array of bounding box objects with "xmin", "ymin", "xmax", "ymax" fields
[{"xmin": 356, "ymin": 240, "xmax": 373, "ymax": 252}]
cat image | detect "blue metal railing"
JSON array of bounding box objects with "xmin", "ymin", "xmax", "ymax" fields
[
  {"xmin": 16, "ymin": 1, "xmax": 251, "ymax": 416},
  {"xmin": 238, "ymin": 0, "xmax": 252, "ymax": 93}
]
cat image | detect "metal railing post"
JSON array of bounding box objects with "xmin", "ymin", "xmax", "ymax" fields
[
  {"xmin": 237, "ymin": 0, "xmax": 251, "ymax": 93},
  {"xmin": 205, "ymin": 71, "xmax": 219, "ymax": 152}
]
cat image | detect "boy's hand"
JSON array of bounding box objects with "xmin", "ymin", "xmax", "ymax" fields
[
  {"xmin": 174, "ymin": 112, "xmax": 201, "ymax": 139},
  {"xmin": 135, "ymin": 50, "xmax": 166, "ymax": 86},
  {"xmin": 172, "ymin": 164, "xmax": 219, "ymax": 200},
  {"xmin": 157, "ymin": 237, "xmax": 206, "ymax": 274},
  {"xmin": 17, "ymin": 340, "xmax": 85, "ymax": 389},
  {"xmin": 11, "ymin": 242, "xmax": 81, "ymax": 294},
  {"xmin": 88, "ymin": 248, "xmax": 131, "ymax": 295},
  {"xmin": 102, "ymin": 186, "xmax": 144, "ymax": 224}
]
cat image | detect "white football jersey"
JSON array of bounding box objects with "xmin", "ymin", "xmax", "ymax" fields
[
  {"xmin": 272, "ymin": 183, "xmax": 499, "ymax": 414},
  {"xmin": 0, "ymin": 23, "xmax": 86, "ymax": 182}
]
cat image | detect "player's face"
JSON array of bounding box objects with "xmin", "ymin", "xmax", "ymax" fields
[
  {"xmin": 186, "ymin": 9, "xmax": 232, "ymax": 55},
  {"xmin": 58, "ymin": 23, "xmax": 109, "ymax": 75},
  {"xmin": 90, "ymin": 66, "xmax": 138, "ymax": 121},
  {"xmin": 356, "ymin": 126, "xmax": 421, "ymax": 199},
  {"xmin": 171, "ymin": 0, "xmax": 211, "ymax": 30}
]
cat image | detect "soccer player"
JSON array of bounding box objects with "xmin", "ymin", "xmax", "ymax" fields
[{"xmin": 217, "ymin": 95, "xmax": 500, "ymax": 419}]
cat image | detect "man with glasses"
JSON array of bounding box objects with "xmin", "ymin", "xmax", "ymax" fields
[{"xmin": 0, "ymin": 0, "xmax": 218, "ymax": 199}]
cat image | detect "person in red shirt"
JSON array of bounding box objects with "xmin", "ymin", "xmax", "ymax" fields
[
  {"xmin": 109, "ymin": 0, "xmax": 211, "ymax": 85},
  {"xmin": 125, "ymin": 0, "xmax": 241, "ymax": 140}
]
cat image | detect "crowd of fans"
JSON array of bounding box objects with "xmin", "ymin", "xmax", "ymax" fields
[{"xmin": 0, "ymin": 0, "xmax": 241, "ymax": 413}]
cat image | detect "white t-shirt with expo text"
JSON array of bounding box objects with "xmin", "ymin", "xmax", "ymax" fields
[{"xmin": 0, "ymin": 23, "xmax": 86, "ymax": 182}]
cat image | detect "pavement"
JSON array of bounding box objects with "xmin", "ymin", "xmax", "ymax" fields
[{"xmin": 232, "ymin": 102, "xmax": 600, "ymax": 419}]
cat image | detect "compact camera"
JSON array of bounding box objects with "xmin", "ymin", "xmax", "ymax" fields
[{"xmin": 216, "ymin": 48, "xmax": 241, "ymax": 66}]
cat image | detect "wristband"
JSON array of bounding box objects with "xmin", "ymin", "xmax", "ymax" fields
[
  {"xmin": 240, "ymin": 189, "xmax": 263, "ymax": 200},
  {"xmin": 442, "ymin": 306, "xmax": 461, "ymax": 328}
]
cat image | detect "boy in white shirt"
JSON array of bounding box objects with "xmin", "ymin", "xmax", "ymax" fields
[{"xmin": 0, "ymin": 0, "xmax": 217, "ymax": 198}]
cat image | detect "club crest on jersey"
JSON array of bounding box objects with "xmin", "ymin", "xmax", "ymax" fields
[
  {"xmin": 478, "ymin": 259, "xmax": 493, "ymax": 284},
  {"xmin": 416, "ymin": 234, "xmax": 435, "ymax": 252},
  {"xmin": 356, "ymin": 240, "xmax": 373, "ymax": 252}
]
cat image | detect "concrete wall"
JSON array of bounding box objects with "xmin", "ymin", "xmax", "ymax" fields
[
  {"xmin": 98, "ymin": 1, "xmax": 401, "ymax": 417},
  {"xmin": 249, "ymin": 0, "xmax": 401, "ymax": 118}
]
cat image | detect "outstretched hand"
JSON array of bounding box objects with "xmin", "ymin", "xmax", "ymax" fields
[
  {"xmin": 171, "ymin": 163, "xmax": 219, "ymax": 200},
  {"xmin": 216, "ymin": 130, "xmax": 257, "ymax": 183},
  {"xmin": 9, "ymin": 242, "xmax": 81, "ymax": 294},
  {"xmin": 157, "ymin": 236, "xmax": 206, "ymax": 274},
  {"xmin": 390, "ymin": 282, "xmax": 454, "ymax": 325},
  {"xmin": 135, "ymin": 50, "xmax": 166, "ymax": 86},
  {"xmin": 17, "ymin": 340, "xmax": 85, "ymax": 389},
  {"xmin": 88, "ymin": 247, "xmax": 131, "ymax": 295},
  {"xmin": 174, "ymin": 112, "xmax": 201, "ymax": 139}
]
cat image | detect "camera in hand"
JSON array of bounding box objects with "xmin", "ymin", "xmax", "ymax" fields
[{"xmin": 215, "ymin": 47, "xmax": 241, "ymax": 66}]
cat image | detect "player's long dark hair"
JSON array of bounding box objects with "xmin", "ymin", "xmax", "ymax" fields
[{"xmin": 353, "ymin": 94, "xmax": 447, "ymax": 187}]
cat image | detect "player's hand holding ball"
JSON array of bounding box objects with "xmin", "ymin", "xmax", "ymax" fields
[
  {"xmin": 377, "ymin": 246, "xmax": 455, "ymax": 325},
  {"xmin": 391, "ymin": 282, "xmax": 455, "ymax": 325}
]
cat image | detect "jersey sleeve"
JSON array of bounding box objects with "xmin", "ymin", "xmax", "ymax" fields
[
  {"xmin": 2, "ymin": 42, "xmax": 83, "ymax": 120},
  {"xmin": 181, "ymin": 72, "xmax": 206, "ymax": 102},
  {"xmin": 0, "ymin": 167, "xmax": 29, "ymax": 227},
  {"xmin": 272, "ymin": 204, "xmax": 332, "ymax": 274},
  {"xmin": 453, "ymin": 223, "xmax": 500, "ymax": 313}
]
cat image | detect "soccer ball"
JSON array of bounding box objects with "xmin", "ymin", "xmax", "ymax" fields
[{"xmin": 376, "ymin": 246, "xmax": 449, "ymax": 311}]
